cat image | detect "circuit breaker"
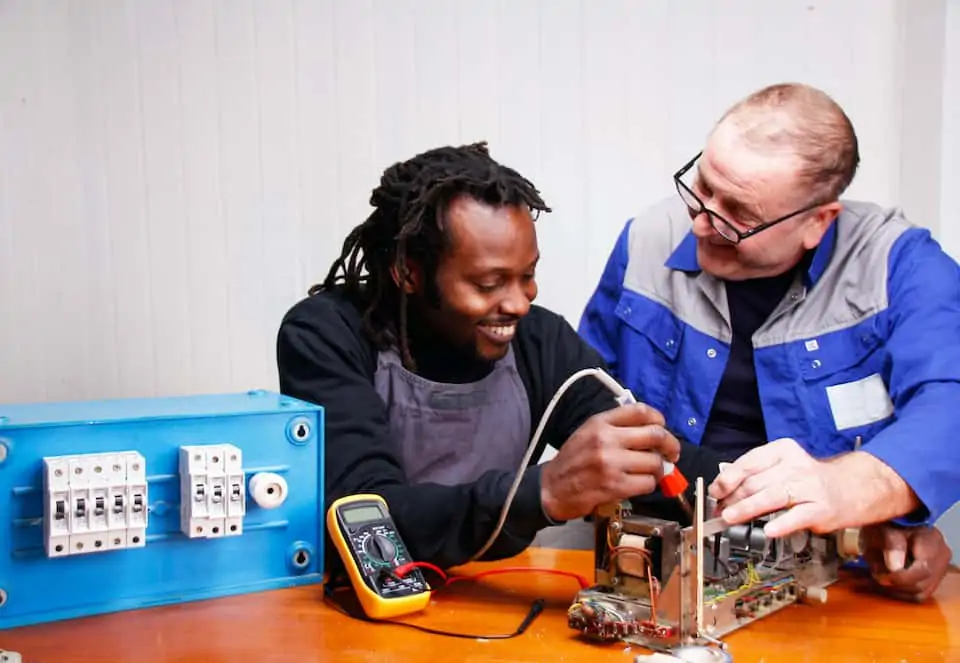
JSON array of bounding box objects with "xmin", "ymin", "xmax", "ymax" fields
[
  {"xmin": 43, "ymin": 451, "xmax": 148, "ymax": 557},
  {"xmin": 0, "ymin": 390, "xmax": 324, "ymax": 630},
  {"xmin": 179, "ymin": 444, "xmax": 245, "ymax": 538}
]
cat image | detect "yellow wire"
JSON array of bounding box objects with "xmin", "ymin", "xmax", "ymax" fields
[{"xmin": 705, "ymin": 560, "xmax": 762, "ymax": 606}]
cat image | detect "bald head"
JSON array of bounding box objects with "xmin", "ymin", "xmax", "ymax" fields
[
  {"xmin": 710, "ymin": 83, "xmax": 860, "ymax": 203},
  {"xmin": 686, "ymin": 83, "xmax": 855, "ymax": 281}
]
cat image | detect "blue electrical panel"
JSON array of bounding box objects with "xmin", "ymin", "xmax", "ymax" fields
[{"xmin": 0, "ymin": 389, "xmax": 324, "ymax": 630}]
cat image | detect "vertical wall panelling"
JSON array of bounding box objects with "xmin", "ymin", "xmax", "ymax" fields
[
  {"xmin": 252, "ymin": 0, "xmax": 304, "ymax": 391},
  {"xmin": 896, "ymin": 0, "xmax": 947, "ymax": 235},
  {"xmin": 176, "ymin": 0, "xmax": 232, "ymax": 395},
  {"xmin": 212, "ymin": 0, "xmax": 269, "ymax": 391},
  {"xmin": 534, "ymin": 0, "xmax": 585, "ymax": 320},
  {"xmin": 939, "ymin": 0, "xmax": 960, "ymax": 260},
  {"xmin": 2, "ymin": 2, "xmax": 47, "ymax": 403},
  {"xmin": 291, "ymin": 0, "xmax": 338, "ymax": 296},
  {"xmin": 137, "ymin": 0, "xmax": 194, "ymax": 399}
]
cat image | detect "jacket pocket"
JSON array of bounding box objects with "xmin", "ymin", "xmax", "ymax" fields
[
  {"xmin": 796, "ymin": 318, "xmax": 892, "ymax": 454},
  {"xmin": 799, "ymin": 317, "xmax": 883, "ymax": 382},
  {"xmin": 613, "ymin": 291, "xmax": 683, "ymax": 412}
]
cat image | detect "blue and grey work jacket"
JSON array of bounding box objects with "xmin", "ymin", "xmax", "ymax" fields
[{"xmin": 579, "ymin": 196, "xmax": 960, "ymax": 525}]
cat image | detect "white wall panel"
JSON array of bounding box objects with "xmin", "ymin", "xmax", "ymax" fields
[
  {"xmin": 941, "ymin": 0, "xmax": 960, "ymax": 260},
  {"xmin": 0, "ymin": 0, "xmax": 945, "ymax": 404}
]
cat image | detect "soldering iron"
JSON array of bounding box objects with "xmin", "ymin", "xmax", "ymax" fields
[
  {"xmin": 470, "ymin": 367, "xmax": 693, "ymax": 562},
  {"xmin": 613, "ymin": 386, "xmax": 693, "ymax": 520}
]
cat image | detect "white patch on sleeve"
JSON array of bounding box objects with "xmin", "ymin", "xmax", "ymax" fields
[{"xmin": 825, "ymin": 373, "xmax": 894, "ymax": 431}]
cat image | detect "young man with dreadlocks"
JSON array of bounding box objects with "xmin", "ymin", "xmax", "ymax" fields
[{"xmin": 277, "ymin": 142, "xmax": 722, "ymax": 570}]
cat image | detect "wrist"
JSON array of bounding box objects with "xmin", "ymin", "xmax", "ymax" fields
[
  {"xmin": 827, "ymin": 451, "xmax": 921, "ymax": 524},
  {"xmin": 538, "ymin": 462, "xmax": 567, "ymax": 523}
]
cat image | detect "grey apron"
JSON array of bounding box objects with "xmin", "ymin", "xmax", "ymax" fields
[{"xmin": 374, "ymin": 345, "xmax": 532, "ymax": 485}]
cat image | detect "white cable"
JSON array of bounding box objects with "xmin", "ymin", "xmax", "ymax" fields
[{"xmin": 468, "ymin": 367, "xmax": 632, "ymax": 562}]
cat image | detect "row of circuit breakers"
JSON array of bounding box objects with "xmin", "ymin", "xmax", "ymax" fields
[{"xmin": 43, "ymin": 444, "xmax": 288, "ymax": 558}]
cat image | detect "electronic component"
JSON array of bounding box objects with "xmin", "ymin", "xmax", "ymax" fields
[
  {"xmin": 327, "ymin": 493, "xmax": 431, "ymax": 619},
  {"xmin": 568, "ymin": 478, "xmax": 863, "ymax": 652},
  {"xmin": 42, "ymin": 451, "xmax": 147, "ymax": 557},
  {"xmin": 179, "ymin": 444, "xmax": 245, "ymax": 538}
]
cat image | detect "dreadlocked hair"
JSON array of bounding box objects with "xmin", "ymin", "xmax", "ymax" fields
[{"xmin": 309, "ymin": 141, "xmax": 551, "ymax": 371}]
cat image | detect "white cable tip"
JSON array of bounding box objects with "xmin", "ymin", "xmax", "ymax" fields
[
  {"xmin": 248, "ymin": 472, "xmax": 288, "ymax": 509},
  {"xmin": 615, "ymin": 389, "xmax": 636, "ymax": 405}
]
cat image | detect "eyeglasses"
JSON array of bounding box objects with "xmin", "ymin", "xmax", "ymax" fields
[{"xmin": 673, "ymin": 151, "xmax": 825, "ymax": 244}]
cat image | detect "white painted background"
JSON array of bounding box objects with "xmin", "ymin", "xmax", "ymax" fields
[{"xmin": 1, "ymin": 0, "xmax": 958, "ymax": 548}]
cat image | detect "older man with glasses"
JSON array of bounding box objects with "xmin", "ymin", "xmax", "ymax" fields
[{"xmin": 578, "ymin": 82, "xmax": 959, "ymax": 602}]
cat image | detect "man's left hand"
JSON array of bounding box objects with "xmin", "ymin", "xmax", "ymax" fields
[
  {"xmin": 708, "ymin": 438, "xmax": 920, "ymax": 538},
  {"xmin": 861, "ymin": 524, "xmax": 953, "ymax": 602},
  {"xmin": 708, "ymin": 438, "xmax": 847, "ymax": 537}
]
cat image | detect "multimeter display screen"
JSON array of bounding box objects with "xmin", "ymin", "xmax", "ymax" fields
[{"xmin": 341, "ymin": 504, "xmax": 385, "ymax": 524}]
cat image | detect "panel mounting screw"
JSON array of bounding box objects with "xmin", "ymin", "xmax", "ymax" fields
[
  {"xmin": 0, "ymin": 440, "xmax": 8, "ymax": 465},
  {"xmin": 0, "ymin": 588, "xmax": 7, "ymax": 607}
]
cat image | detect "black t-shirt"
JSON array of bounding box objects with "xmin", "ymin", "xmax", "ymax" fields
[
  {"xmin": 276, "ymin": 286, "xmax": 724, "ymax": 568},
  {"xmin": 701, "ymin": 254, "xmax": 813, "ymax": 461}
]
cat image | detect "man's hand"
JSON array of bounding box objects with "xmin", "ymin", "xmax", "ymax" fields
[
  {"xmin": 708, "ymin": 438, "xmax": 920, "ymax": 538},
  {"xmin": 540, "ymin": 403, "xmax": 680, "ymax": 522},
  {"xmin": 861, "ymin": 524, "xmax": 953, "ymax": 602}
]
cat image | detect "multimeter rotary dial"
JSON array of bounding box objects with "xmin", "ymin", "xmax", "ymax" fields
[{"xmin": 359, "ymin": 531, "xmax": 398, "ymax": 565}]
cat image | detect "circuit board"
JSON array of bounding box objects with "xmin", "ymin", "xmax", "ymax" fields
[{"xmin": 567, "ymin": 479, "xmax": 862, "ymax": 651}]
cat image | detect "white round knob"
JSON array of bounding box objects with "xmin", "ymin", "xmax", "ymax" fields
[
  {"xmin": 804, "ymin": 586, "xmax": 828, "ymax": 604},
  {"xmin": 248, "ymin": 472, "xmax": 288, "ymax": 509},
  {"xmin": 837, "ymin": 527, "xmax": 864, "ymax": 558}
]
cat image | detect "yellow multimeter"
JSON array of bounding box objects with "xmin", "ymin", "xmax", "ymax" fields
[{"xmin": 326, "ymin": 494, "xmax": 431, "ymax": 619}]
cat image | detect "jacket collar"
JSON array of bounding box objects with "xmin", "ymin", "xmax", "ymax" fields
[{"xmin": 664, "ymin": 220, "xmax": 838, "ymax": 288}]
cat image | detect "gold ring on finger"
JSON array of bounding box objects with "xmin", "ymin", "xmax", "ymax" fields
[{"xmin": 784, "ymin": 484, "xmax": 796, "ymax": 509}]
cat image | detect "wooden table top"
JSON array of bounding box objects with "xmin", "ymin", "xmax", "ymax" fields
[{"xmin": 3, "ymin": 547, "xmax": 959, "ymax": 662}]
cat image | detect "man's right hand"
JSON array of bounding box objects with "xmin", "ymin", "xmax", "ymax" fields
[
  {"xmin": 861, "ymin": 523, "xmax": 953, "ymax": 602},
  {"xmin": 539, "ymin": 403, "xmax": 681, "ymax": 522}
]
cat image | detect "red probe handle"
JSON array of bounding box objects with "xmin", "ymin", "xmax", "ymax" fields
[{"xmin": 659, "ymin": 462, "xmax": 689, "ymax": 498}]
